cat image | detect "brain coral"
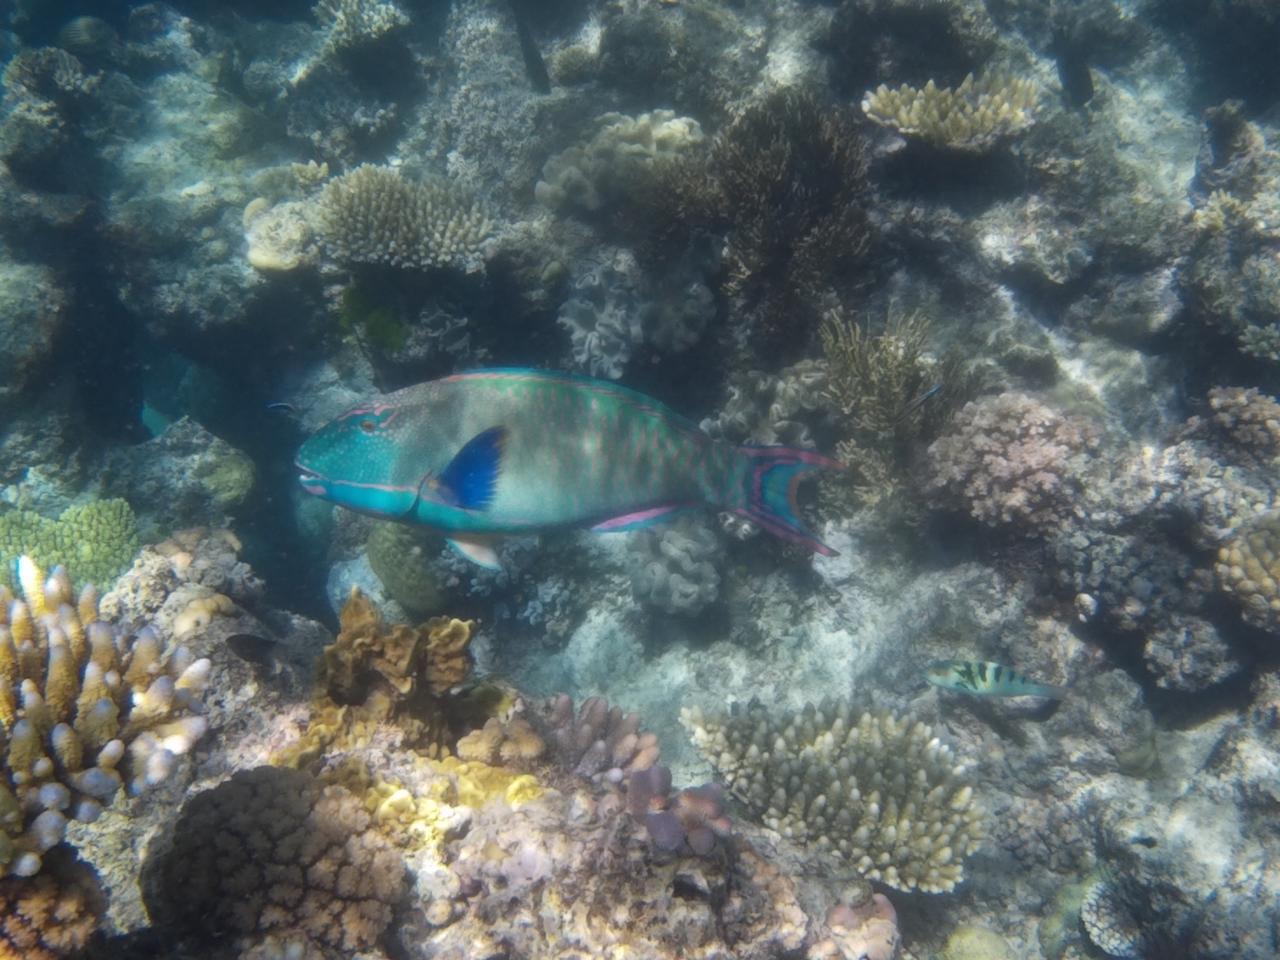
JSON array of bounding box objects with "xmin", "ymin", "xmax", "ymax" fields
[
  {"xmin": 682, "ymin": 698, "xmax": 983, "ymax": 893},
  {"xmin": 315, "ymin": 164, "xmax": 494, "ymax": 272},
  {"xmin": 0, "ymin": 557, "xmax": 211, "ymax": 879},
  {"xmin": 142, "ymin": 765, "xmax": 407, "ymax": 958}
]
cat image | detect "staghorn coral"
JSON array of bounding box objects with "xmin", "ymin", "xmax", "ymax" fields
[
  {"xmin": 861, "ymin": 71, "xmax": 1040, "ymax": 151},
  {"xmin": 315, "ymin": 164, "xmax": 495, "ymax": 272},
  {"xmin": 926, "ymin": 392, "xmax": 1101, "ymax": 533},
  {"xmin": 682, "ymin": 698, "xmax": 983, "ymax": 893},
  {"xmin": 1217, "ymin": 509, "xmax": 1280, "ymax": 634},
  {"xmin": 0, "ymin": 557, "xmax": 211, "ymax": 878},
  {"xmin": 0, "ymin": 849, "xmax": 104, "ymax": 960},
  {"xmin": 0, "ymin": 500, "xmax": 139, "ymax": 591},
  {"xmin": 142, "ymin": 765, "xmax": 407, "ymax": 958}
]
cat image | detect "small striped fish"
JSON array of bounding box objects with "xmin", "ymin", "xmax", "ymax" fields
[{"xmin": 925, "ymin": 660, "xmax": 1066, "ymax": 700}]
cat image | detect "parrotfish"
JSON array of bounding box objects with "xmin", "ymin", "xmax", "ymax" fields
[
  {"xmin": 925, "ymin": 660, "xmax": 1067, "ymax": 700},
  {"xmin": 296, "ymin": 368, "xmax": 841, "ymax": 568}
]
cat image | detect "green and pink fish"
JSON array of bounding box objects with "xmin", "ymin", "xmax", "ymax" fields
[{"xmin": 296, "ymin": 369, "xmax": 841, "ymax": 568}]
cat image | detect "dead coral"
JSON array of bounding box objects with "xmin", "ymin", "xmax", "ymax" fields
[{"xmin": 142, "ymin": 765, "xmax": 407, "ymax": 958}]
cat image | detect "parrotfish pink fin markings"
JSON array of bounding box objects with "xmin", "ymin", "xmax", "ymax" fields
[{"xmin": 590, "ymin": 503, "xmax": 698, "ymax": 532}]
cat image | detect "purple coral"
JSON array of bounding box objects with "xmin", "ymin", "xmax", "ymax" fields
[
  {"xmin": 532, "ymin": 693, "xmax": 661, "ymax": 783},
  {"xmin": 925, "ymin": 391, "xmax": 1101, "ymax": 532},
  {"xmin": 626, "ymin": 765, "xmax": 733, "ymax": 857}
]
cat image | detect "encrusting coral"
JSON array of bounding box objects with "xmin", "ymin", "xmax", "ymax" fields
[
  {"xmin": 315, "ymin": 164, "xmax": 495, "ymax": 272},
  {"xmin": 682, "ymin": 698, "xmax": 983, "ymax": 893},
  {"xmin": 861, "ymin": 71, "xmax": 1040, "ymax": 151},
  {"xmin": 142, "ymin": 765, "xmax": 407, "ymax": 958},
  {"xmin": 0, "ymin": 500, "xmax": 140, "ymax": 591},
  {"xmin": 0, "ymin": 557, "xmax": 211, "ymax": 879}
]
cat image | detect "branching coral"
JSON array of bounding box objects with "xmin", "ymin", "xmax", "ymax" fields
[
  {"xmin": 0, "ymin": 557, "xmax": 211, "ymax": 878},
  {"xmin": 142, "ymin": 765, "xmax": 407, "ymax": 958},
  {"xmin": 315, "ymin": 164, "xmax": 495, "ymax": 272},
  {"xmin": 530, "ymin": 693, "xmax": 663, "ymax": 785},
  {"xmin": 0, "ymin": 500, "xmax": 140, "ymax": 591},
  {"xmin": 925, "ymin": 392, "xmax": 1101, "ymax": 533},
  {"xmin": 820, "ymin": 308, "xmax": 974, "ymax": 513},
  {"xmin": 861, "ymin": 71, "xmax": 1040, "ymax": 150},
  {"xmin": 682, "ymin": 698, "xmax": 983, "ymax": 893}
]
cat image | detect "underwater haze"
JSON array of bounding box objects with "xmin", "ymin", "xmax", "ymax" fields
[{"xmin": 0, "ymin": 0, "xmax": 1278, "ymax": 958}]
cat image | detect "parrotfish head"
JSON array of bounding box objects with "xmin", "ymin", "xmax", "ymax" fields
[{"xmin": 295, "ymin": 401, "xmax": 425, "ymax": 519}]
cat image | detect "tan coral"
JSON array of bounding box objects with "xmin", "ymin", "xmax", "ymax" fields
[
  {"xmin": 0, "ymin": 851, "xmax": 104, "ymax": 960},
  {"xmin": 862, "ymin": 72, "xmax": 1040, "ymax": 151},
  {"xmin": 172, "ymin": 590, "xmax": 234, "ymax": 639},
  {"xmin": 1217, "ymin": 510, "xmax": 1280, "ymax": 634},
  {"xmin": 0, "ymin": 557, "xmax": 211, "ymax": 878}
]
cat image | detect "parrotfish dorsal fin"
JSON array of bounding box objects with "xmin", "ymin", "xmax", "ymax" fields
[{"xmin": 436, "ymin": 426, "xmax": 509, "ymax": 511}]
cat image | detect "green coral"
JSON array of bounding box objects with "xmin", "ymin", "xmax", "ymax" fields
[
  {"xmin": 681, "ymin": 699, "xmax": 983, "ymax": 893},
  {"xmin": 0, "ymin": 499, "xmax": 140, "ymax": 588},
  {"xmin": 366, "ymin": 520, "xmax": 446, "ymax": 617}
]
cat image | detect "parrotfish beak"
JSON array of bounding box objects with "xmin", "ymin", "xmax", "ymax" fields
[{"xmin": 296, "ymin": 463, "xmax": 328, "ymax": 497}]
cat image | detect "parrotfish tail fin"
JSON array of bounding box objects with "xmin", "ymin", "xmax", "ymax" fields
[{"xmin": 733, "ymin": 445, "xmax": 843, "ymax": 556}]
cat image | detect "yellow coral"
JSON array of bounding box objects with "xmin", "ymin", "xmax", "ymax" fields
[
  {"xmin": 173, "ymin": 592, "xmax": 234, "ymax": 639},
  {"xmin": 862, "ymin": 72, "xmax": 1039, "ymax": 151}
]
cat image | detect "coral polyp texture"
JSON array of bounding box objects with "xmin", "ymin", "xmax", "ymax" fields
[
  {"xmin": 926, "ymin": 392, "xmax": 1101, "ymax": 532},
  {"xmin": 315, "ymin": 164, "xmax": 495, "ymax": 272},
  {"xmin": 1216, "ymin": 510, "xmax": 1280, "ymax": 634},
  {"xmin": 0, "ymin": 851, "xmax": 103, "ymax": 960},
  {"xmin": 0, "ymin": 500, "xmax": 139, "ymax": 591},
  {"xmin": 861, "ymin": 72, "xmax": 1040, "ymax": 151},
  {"xmin": 0, "ymin": 557, "xmax": 211, "ymax": 879},
  {"xmin": 682, "ymin": 699, "xmax": 982, "ymax": 893},
  {"xmin": 142, "ymin": 765, "xmax": 407, "ymax": 958}
]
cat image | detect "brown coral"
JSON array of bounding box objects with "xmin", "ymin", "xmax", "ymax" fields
[
  {"xmin": 1217, "ymin": 509, "xmax": 1280, "ymax": 634},
  {"xmin": 0, "ymin": 851, "xmax": 103, "ymax": 960},
  {"xmin": 142, "ymin": 765, "xmax": 407, "ymax": 957},
  {"xmin": 1206, "ymin": 386, "xmax": 1280, "ymax": 465}
]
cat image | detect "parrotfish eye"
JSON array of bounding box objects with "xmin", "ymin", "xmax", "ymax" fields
[{"xmin": 360, "ymin": 419, "xmax": 376, "ymax": 434}]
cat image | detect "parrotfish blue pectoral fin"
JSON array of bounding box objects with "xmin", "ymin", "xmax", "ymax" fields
[
  {"xmin": 734, "ymin": 446, "xmax": 844, "ymax": 556},
  {"xmin": 446, "ymin": 534, "xmax": 503, "ymax": 570},
  {"xmin": 591, "ymin": 503, "xmax": 696, "ymax": 532},
  {"xmin": 436, "ymin": 426, "xmax": 509, "ymax": 510}
]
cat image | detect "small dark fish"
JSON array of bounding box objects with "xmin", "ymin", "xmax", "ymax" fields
[
  {"xmin": 892, "ymin": 383, "xmax": 943, "ymax": 425},
  {"xmin": 226, "ymin": 633, "xmax": 281, "ymax": 671},
  {"xmin": 1049, "ymin": 26, "xmax": 1094, "ymax": 109},
  {"xmin": 507, "ymin": 0, "xmax": 551, "ymax": 94}
]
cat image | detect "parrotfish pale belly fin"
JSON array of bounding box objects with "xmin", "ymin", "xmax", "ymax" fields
[
  {"xmin": 734, "ymin": 446, "xmax": 843, "ymax": 556},
  {"xmin": 435, "ymin": 426, "xmax": 509, "ymax": 510},
  {"xmin": 591, "ymin": 503, "xmax": 695, "ymax": 532},
  {"xmin": 446, "ymin": 535, "xmax": 503, "ymax": 570}
]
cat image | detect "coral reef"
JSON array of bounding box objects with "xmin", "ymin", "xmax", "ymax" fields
[
  {"xmin": 0, "ymin": 850, "xmax": 104, "ymax": 960},
  {"xmin": 926, "ymin": 392, "xmax": 1102, "ymax": 533},
  {"xmin": 364, "ymin": 521, "xmax": 447, "ymax": 618},
  {"xmin": 1216, "ymin": 509, "xmax": 1280, "ymax": 635},
  {"xmin": 861, "ymin": 72, "xmax": 1040, "ymax": 151},
  {"xmin": 315, "ymin": 164, "xmax": 495, "ymax": 272},
  {"xmin": 0, "ymin": 500, "xmax": 139, "ymax": 591},
  {"xmin": 0, "ymin": 557, "xmax": 211, "ymax": 878},
  {"xmin": 142, "ymin": 765, "xmax": 407, "ymax": 957},
  {"xmin": 682, "ymin": 699, "xmax": 983, "ymax": 893},
  {"xmin": 628, "ymin": 516, "xmax": 723, "ymax": 616}
]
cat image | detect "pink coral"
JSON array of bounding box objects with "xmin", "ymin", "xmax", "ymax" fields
[{"xmin": 925, "ymin": 391, "xmax": 1100, "ymax": 532}]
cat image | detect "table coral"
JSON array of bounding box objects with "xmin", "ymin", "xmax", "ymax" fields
[
  {"xmin": 861, "ymin": 71, "xmax": 1040, "ymax": 151},
  {"xmin": 142, "ymin": 765, "xmax": 407, "ymax": 958},
  {"xmin": 0, "ymin": 557, "xmax": 211, "ymax": 879},
  {"xmin": 682, "ymin": 698, "xmax": 983, "ymax": 893}
]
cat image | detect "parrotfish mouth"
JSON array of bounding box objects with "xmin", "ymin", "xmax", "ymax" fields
[{"xmin": 296, "ymin": 465, "xmax": 327, "ymax": 497}]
